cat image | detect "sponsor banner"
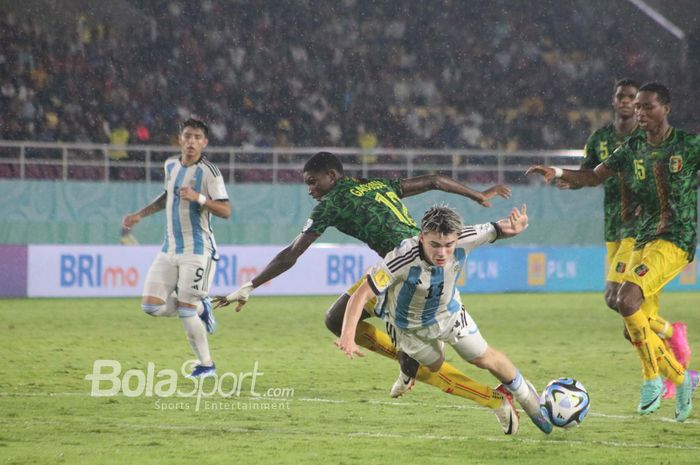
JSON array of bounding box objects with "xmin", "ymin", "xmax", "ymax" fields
[
  {"xmin": 0, "ymin": 245, "xmax": 28, "ymax": 297},
  {"xmin": 23, "ymin": 245, "xmax": 700, "ymax": 297},
  {"xmin": 459, "ymin": 247, "xmax": 605, "ymax": 293},
  {"xmin": 26, "ymin": 245, "xmax": 381, "ymax": 297}
]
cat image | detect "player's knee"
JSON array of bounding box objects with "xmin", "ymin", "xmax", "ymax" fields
[
  {"xmin": 603, "ymin": 285, "xmax": 619, "ymax": 311},
  {"xmin": 398, "ymin": 351, "xmax": 420, "ymax": 378},
  {"xmin": 426, "ymin": 356, "xmax": 444, "ymax": 372},
  {"xmin": 141, "ymin": 303, "xmax": 164, "ymax": 317},
  {"xmin": 177, "ymin": 305, "xmax": 198, "ymax": 319},
  {"xmin": 468, "ymin": 346, "xmax": 498, "ymax": 370},
  {"xmin": 615, "ymin": 286, "xmax": 642, "ymax": 316}
]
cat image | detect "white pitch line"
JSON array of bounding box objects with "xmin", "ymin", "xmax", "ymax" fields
[
  {"xmin": 2, "ymin": 391, "xmax": 700, "ymax": 426},
  {"xmin": 299, "ymin": 397, "xmax": 700, "ymax": 425}
]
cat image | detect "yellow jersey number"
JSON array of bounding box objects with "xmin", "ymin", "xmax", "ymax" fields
[
  {"xmin": 633, "ymin": 159, "xmax": 646, "ymax": 180},
  {"xmin": 598, "ymin": 141, "xmax": 609, "ymax": 160},
  {"xmin": 374, "ymin": 192, "xmax": 417, "ymax": 227}
]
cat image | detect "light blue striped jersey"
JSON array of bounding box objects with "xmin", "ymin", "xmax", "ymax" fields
[
  {"xmin": 162, "ymin": 155, "xmax": 229, "ymax": 257},
  {"xmin": 367, "ymin": 223, "xmax": 497, "ymax": 330}
]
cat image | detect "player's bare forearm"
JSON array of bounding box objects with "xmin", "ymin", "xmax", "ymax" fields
[
  {"xmin": 525, "ymin": 166, "xmax": 604, "ymax": 187},
  {"xmin": 336, "ymin": 281, "xmax": 371, "ymax": 358},
  {"xmin": 250, "ymin": 233, "xmax": 318, "ymax": 288},
  {"xmin": 122, "ymin": 192, "xmax": 166, "ymax": 229},
  {"xmin": 401, "ymin": 174, "xmax": 495, "ymax": 204},
  {"xmin": 207, "ymin": 200, "xmax": 231, "ymax": 219}
]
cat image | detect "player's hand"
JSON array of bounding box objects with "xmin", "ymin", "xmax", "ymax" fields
[
  {"xmin": 122, "ymin": 213, "xmax": 141, "ymax": 230},
  {"xmin": 213, "ymin": 281, "xmax": 254, "ymax": 311},
  {"xmin": 335, "ymin": 334, "xmax": 365, "ymax": 359},
  {"xmin": 478, "ymin": 184, "xmax": 512, "ymax": 207},
  {"xmin": 507, "ymin": 204, "xmax": 528, "ymax": 233},
  {"xmin": 525, "ymin": 165, "xmax": 555, "ymax": 183},
  {"xmin": 179, "ymin": 186, "xmax": 200, "ymax": 202}
]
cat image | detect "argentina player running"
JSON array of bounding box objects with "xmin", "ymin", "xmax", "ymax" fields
[
  {"xmin": 336, "ymin": 204, "xmax": 553, "ymax": 435},
  {"xmin": 122, "ymin": 118, "xmax": 230, "ymax": 378}
]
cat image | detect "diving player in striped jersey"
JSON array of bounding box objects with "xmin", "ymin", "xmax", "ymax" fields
[
  {"xmin": 122, "ymin": 117, "xmax": 231, "ymax": 378},
  {"xmin": 214, "ymin": 152, "xmax": 523, "ymax": 426},
  {"xmin": 337, "ymin": 204, "xmax": 553, "ymax": 435}
]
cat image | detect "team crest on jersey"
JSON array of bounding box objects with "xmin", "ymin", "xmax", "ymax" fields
[
  {"xmin": 634, "ymin": 263, "xmax": 650, "ymax": 277},
  {"xmin": 373, "ymin": 270, "xmax": 391, "ymax": 288},
  {"xmin": 615, "ymin": 262, "xmax": 626, "ymax": 273},
  {"xmin": 669, "ymin": 155, "xmax": 683, "ymax": 173}
]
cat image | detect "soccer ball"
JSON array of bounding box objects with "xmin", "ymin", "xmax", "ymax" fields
[{"xmin": 539, "ymin": 378, "xmax": 590, "ymax": 428}]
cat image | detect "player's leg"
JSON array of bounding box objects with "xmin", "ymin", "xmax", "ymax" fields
[
  {"xmin": 326, "ymin": 284, "xmax": 509, "ymax": 402},
  {"xmin": 141, "ymin": 253, "xmax": 178, "ymax": 317},
  {"xmin": 604, "ymin": 238, "xmax": 633, "ymax": 312},
  {"xmin": 445, "ymin": 308, "xmax": 551, "ymax": 434},
  {"xmin": 194, "ymin": 255, "xmax": 216, "ymax": 334},
  {"xmin": 640, "ymin": 292, "xmax": 682, "ymax": 399},
  {"xmin": 396, "ymin": 328, "xmax": 518, "ymax": 435},
  {"xmin": 177, "ymin": 254, "xmax": 216, "ymax": 378},
  {"xmin": 618, "ymin": 240, "xmax": 692, "ymax": 417}
]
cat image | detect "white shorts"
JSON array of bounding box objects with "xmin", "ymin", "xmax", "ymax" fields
[
  {"xmin": 387, "ymin": 308, "xmax": 488, "ymax": 366},
  {"xmin": 142, "ymin": 252, "xmax": 215, "ymax": 305}
]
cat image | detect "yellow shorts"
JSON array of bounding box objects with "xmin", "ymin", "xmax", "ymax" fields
[
  {"xmin": 623, "ymin": 239, "xmax": 689, "ymax": 299},
  {"xmin": 347, "ymin": 276, "xmax": 378, "ymax": 313},
  {"xmin": 606, "ymin": 238, "xmax": 635, "ymax": 284}
]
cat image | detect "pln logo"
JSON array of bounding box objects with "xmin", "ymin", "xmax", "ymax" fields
[{"xmin": 528, "ymin": 253, "xmax": 546, "ymax": 286}]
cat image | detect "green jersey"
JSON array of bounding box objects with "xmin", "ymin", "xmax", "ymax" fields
[
  {"xmin": 604, "ymin": 128, "xmax": 700, "ymax": 261},
  {"xmin": 303, "ymin": 177, "xmax": 420, "ymax": 257},
  {"xmin": 582, "ymin": 124, "xmax": 643, "ymax": 241}
]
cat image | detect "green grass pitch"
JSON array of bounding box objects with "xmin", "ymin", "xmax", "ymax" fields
[{"xmin": 1, "ymin": 293, "xmax": 699, "ymax": 464}]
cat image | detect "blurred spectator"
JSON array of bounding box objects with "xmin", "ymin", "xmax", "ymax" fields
[{"xmin": 0, "ymin": 1, "xmax": 696, "ymax": 153}]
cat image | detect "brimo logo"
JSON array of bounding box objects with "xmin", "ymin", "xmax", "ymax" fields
[{"xmin": 85, "ymin": 359, "xmax": 278, "ymax": 411}]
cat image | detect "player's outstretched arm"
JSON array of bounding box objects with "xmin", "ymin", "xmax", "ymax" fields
[
  {"xmin": 525, "ymin": 164, "xmax": 610, "ymax": 187},
  {"xmin": 400, "ymin": 174, "xmax": 511, "ymax": 207},
  {"xmin": 335, "ymin": 280, "xmax": 373, "ymax": 359},
  {"xmin": 122, "ymin": 191, "xmax": 167, "ymax": 230},
  {"xmin": 213, "ymin": 232, "xmax": 320, "ymax": 310},
  {"xmin": 493, "ymin": 204, "xmax": 528, "ymax": 239}
]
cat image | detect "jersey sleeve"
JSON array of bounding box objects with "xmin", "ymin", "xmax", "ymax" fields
[
  {"xmin": 204, "ymin": 167, "xmax": 229, "ymax": 201},
  {"xmin": 386, "ymin": 178, "xmax": 405, "ymax": 197},
  {"xmin": 603, "ymin": 143, "xmax": 628, "ymax": 172},
  {"xmin": 163, "ymin": 159, "xmax": 175, "ymax": 191},
  {"xmin": 457, "ymin": 223, "xmax": 498, "ymax": 250},
  {"xmin": 689, "ymin": 134, "xmax": 700, "ymax": 172},
  {"xmin": 580, "ymin": 132, "xmax": 599, "ymax": 169},
  {"xmin": 302, "ymin": 201, "xmax": 334, "ymax": 235}
]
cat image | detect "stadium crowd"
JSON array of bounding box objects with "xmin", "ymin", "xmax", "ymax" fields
[{"xmin": 1, "ymin": 0, "xmax": 696, "ymax": 155}]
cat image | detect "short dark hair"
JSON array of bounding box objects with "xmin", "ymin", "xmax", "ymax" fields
[
  {"xmin": 638, "ymin": 82, "xmax": 671, "ymax": 105},
  {"xmin": 180, "ymin": 117, "xmax": 209, "ymax": 137},
  {"xmin": 303, "ymin": 151, "xmax": 344, "ymax": 174},
  {"xmin": 614, "ymin": 78, "xmax": 639, "ymax": 90}
]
